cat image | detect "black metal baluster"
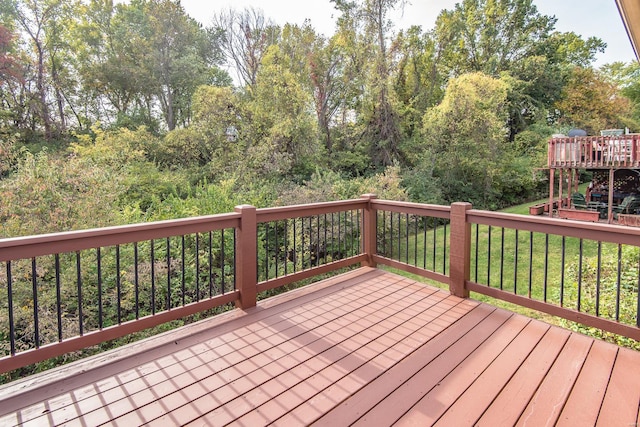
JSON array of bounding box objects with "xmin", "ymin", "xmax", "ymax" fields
[
  {"xmin": 338, "ymin": 213, "xmax": 342, "ymax": 260},
  {"xmin": 55, "ymin": 254, "xmax": 62, "ymax": 341},
  {"xmin": 596, "ymin": 242, "xmax": 602, "ymax": 316},
  {"xmin": 233, "ymin": 230, "xmax": 237, "ymax": 291},
  {"xmin": 423, "ymin": 217, "xmax": 427, "ymax": 269},
  {"xmin": 577, "ymin": 239, "xmax": 583, "ymax": 311},
  {"xmin": 97, "ymin": 248, "xmax": 103, "ymax": 329},
  {"xmin": 293, "ymin": 219, "xmax": 297, "ymax": 273},
  {"xmin": 528, "ymin": 232, "xmax": 533, "ymax": 298},
  {"xmin": 324, "ymin": 214, "xmax": 328, "ymax": 264},
  {"xmin": 432, "ymin": 218, "xmax": 437, "ymax": 270},
  {"xmin": 316, "ymin": 215, "xmax": 321, "ymax": 265},
  {"xmin": 500, "ymin": 227, "xmax": 505, "ymax": 290},
  {"xmin": 195, "ymin": 234, "xmax": 200, "ymax": 302},
  {"xmin": 388, "ymin": 211, "xmax": 392, "ymax": 259},
  {"xmin": 616, "ymin": 244, "xmax": 622, "ymax": 322},
  {"xmin": 284, "ymin": 219, "xmax": 288, "ymax": 275},
  {"xmin": 514, "ymin": 230, "xmax": 519, "ymax": 294},
  {"xmin": 405, "ymin": 213, "xmax": 409, "ymax": 264},
  {"xmin": 221, "ymin": 229, "xmax": 226, "ymax": 295},
  {"xmin": 32, "ymin": 257, "xmax": 39, "ymax": 348},
  {"xmin": 560, "ymin": 237, "xmax": 566, "ymax": 306},
  {"xmin": 381, "ymin": 211, "xmax": 386, "ymax": 256},
  {"xmin": 116, "ymin": 245, "xmax": 121, "ymax": 323},
  {"xmin": 134, "ymin": 242, "xmax": 139, "ymax": 319},
  {"xmin": 181, "ymin": 236, "xmax": 186, "ymax": 306},
  {"xmin": 543, "ymin": 234, "xmax": 549, "ymax": 302},
  {"xmin": 303, "ymin": 217, "xmax": 307, "ymax": 267},
  {"xmin": 397, "ymin": 212, "xmax": 401, "ymax": 262},
  {"xmin": 209, "ymin": 231, "xmax": 213, "ymax": 297},
  {"xmin": 6, "ymin": 262, "xmax": 15, "ymax": 355},
  {"xmin": 275, "ymin": 221, "xmax": 280, "ymax": 276},
  {"xmin": 443, "ymin": 222, "xmax": 447, "ymax": 274},
  {"xmin": 414, "ymin": 215, "xmax": 418, "ymax": 266},
  {"xmin": 265, "ymin": 223, "xmax": 269, "ymax": 280},
  {"xmin": 330, "ymin": 213, "xmax": 334, "ymax": 263},
  {"xmin": 475, "ymin": 224, "xmax": 479, "ymax": 282},
  {"xmin": 487, "ymin": 226, "xmax": 492, "ymax": 286},
  {"xmin": 166, "ymin": 238, "xmax": 171, "ymax": 311},
  {"xmin": 151, "ymin": 240, "xmax": 156, "ymax": 315},
  {"xmin": 76, "ymin": 252, "xmax": 83, "ymax": 335},
  {"xmin": 351, "ymin": 210, "xmax": 355, "ymax": 257}
]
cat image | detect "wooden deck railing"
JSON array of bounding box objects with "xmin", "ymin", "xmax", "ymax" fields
[
  {"xmin": 549, "ymin": 134, "xmax": 640, "ymax": 168},
  {"xmin": 1, "ymin": 195, "xmax": 639, "ymax": 374}
]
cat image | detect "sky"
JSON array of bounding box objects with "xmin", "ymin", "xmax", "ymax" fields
[{"xmin": 174, "ymin": 0, "xmax": 636, "ymax": 67}]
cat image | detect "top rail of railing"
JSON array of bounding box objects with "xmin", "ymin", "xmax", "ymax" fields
[{"xmin": 0, "ymin": 213, "xmax": 242, "ymax": 262}]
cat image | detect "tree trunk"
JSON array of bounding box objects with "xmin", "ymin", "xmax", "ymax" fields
[{"xmin": 35, "ymin": 40, "xmax": 52, "ymax": 140}]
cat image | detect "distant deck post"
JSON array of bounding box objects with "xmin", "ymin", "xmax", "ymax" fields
[
  {"xmin": 549, "ymin": 168, "xmax": 555, "ymax": 216},
  {"xmin": 235, "ymin": 204, "xmax": 258, "ymax": 309},
  {"xmin": 360, "ymin": 194, "xmax": 378, "ymax": 267},
  {"xmin": 449, "ymin": 202, "xmax": 472, "ymax": 298}
]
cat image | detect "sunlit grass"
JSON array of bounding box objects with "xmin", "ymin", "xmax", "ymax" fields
[{"xmin": 380, "ymin": 191, "xmax": 640, "ymax": 349}]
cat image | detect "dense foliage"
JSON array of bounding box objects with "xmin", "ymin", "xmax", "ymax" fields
[{"xmin": 0, "ymin": 0, "xmax": 637, "ymax": 237}]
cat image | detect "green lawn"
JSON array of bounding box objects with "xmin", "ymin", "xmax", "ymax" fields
[{"xmin": 379, "ymin": 192, "xmax": 640, "ymax": 350}]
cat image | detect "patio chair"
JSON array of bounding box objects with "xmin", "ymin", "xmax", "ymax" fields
[
  {"xmin": 571, "ymin": 193, "xmax": 589, "ymax": 209},
  {"xmin": 572, "ymin": 193, "xmax": 603, "ymax": 210},
  {"xmin": 613, "ymin": 195, "xmax": 640, "ymax": 218}
]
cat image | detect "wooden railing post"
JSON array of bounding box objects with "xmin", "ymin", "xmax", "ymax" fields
[
  {"xmin": 361, "ymin": 194, "xmax": 378, "ymax": 267},
  {"xmin": 449, "ymin": 202, "xmax": 472, "ymax": 298},
  {"xmin": 235, "ymin": 204, "xmax": 257, "ymax": 309}
]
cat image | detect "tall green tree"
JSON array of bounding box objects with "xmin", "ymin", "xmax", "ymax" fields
[
  {"xmin": 421, "ymin": 72, "xmax": 521, "ymax": 208},
  {"xmin": 555, "ymin": 66, "xmax": 632, "ymax": 134},
  {"xmin": 246, "ymin": 45, "xmax": 319, "ymax": 178},
  {"xmin": 0, "ymin": 0, "xmax": 72, "ymax": 139},
  {"xmin": 602, "ymin": 61, "xmax": 640, "ymax": 128},
  {"xmin": 332, "ymin": 0, "xmax": 405, "ymax": 167},
  {"xmin": 75, "ymin": 0, "xmax": 228, "ymax": 131},
  {"xmin": 433, "ymin": 0, "xmax": 605, "ymax": 138},
  {"xmin": 392, "ymin": 26, "xmax": 445, "ymax": 140}
]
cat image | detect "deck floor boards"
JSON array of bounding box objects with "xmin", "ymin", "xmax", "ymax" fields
[{"xmin": 0, "ymin": 267, "xmax": 638, "ymax": 427}]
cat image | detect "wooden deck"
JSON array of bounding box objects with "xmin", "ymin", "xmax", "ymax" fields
[{"xmin": 0, "ymin": 267, "xmax": 638, "ymax": 426}]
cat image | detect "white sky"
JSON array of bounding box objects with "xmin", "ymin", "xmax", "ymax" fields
[{"xmin": 177, "ymin": 0, "xmax": 636, "ymax": 67}]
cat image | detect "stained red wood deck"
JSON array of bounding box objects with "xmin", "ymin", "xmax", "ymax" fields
[{"xmin": 0, "ymin": 267, "xmax": 638, "ymax": 426}]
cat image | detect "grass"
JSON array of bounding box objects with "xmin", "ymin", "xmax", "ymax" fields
[{"xmin": 379, "ymin": 191, "xmax": 640, "ymax": 350}]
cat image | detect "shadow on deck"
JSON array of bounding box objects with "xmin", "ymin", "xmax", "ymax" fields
[{"xmin": 0, "ymin": 268, "xmax": 638, "ymax": 426}]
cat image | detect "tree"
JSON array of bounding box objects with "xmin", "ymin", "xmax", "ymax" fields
[
  {"xmin": 74, "ymin": 0, "xmax": 229, "ymax": 131},
  {"xmin": 73, "ymin": 0, "xmax": 146, "ymax": 124},
  {"xmin": 145, "ymin": 0, "xmax": 218, "ymax": 130},
  {"xmin": 554, "ymin": 66, "xmax": 632, "ymax": 134},
  {"xmin": 433, "ymin": 0, "xmax": 605, "ymax": 138},
  {"xmin": 421, "ymin": 72, "xmax": 516, "ymax": 208},
  {"xmin": 245, "ymin": 45, "xmax": 319, "ymax": 178},
  {"xmin": 1, "ymin": 0, "xmax": 68, "ymax": 139},
  {"xmin": 0, "ymin": 24, "xmax": 21, "ymax": 84},
  {"xmin": 212, "ymin": 7, "xmax": 279, "ymax": 89},
  {"xmin": 308, "ymin": 34, "xmax": 345, "ymax": 154},
  {"xmin": 602, "ymin": 61, "xmax": 640, "ymax": 128},
  {"xmin": 392, "ymin": 26, "xmax": 444, "ymax": 140},
  {"xmin": 331, "ymin": 0, "xmax": 405, "ymax": 167}
]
